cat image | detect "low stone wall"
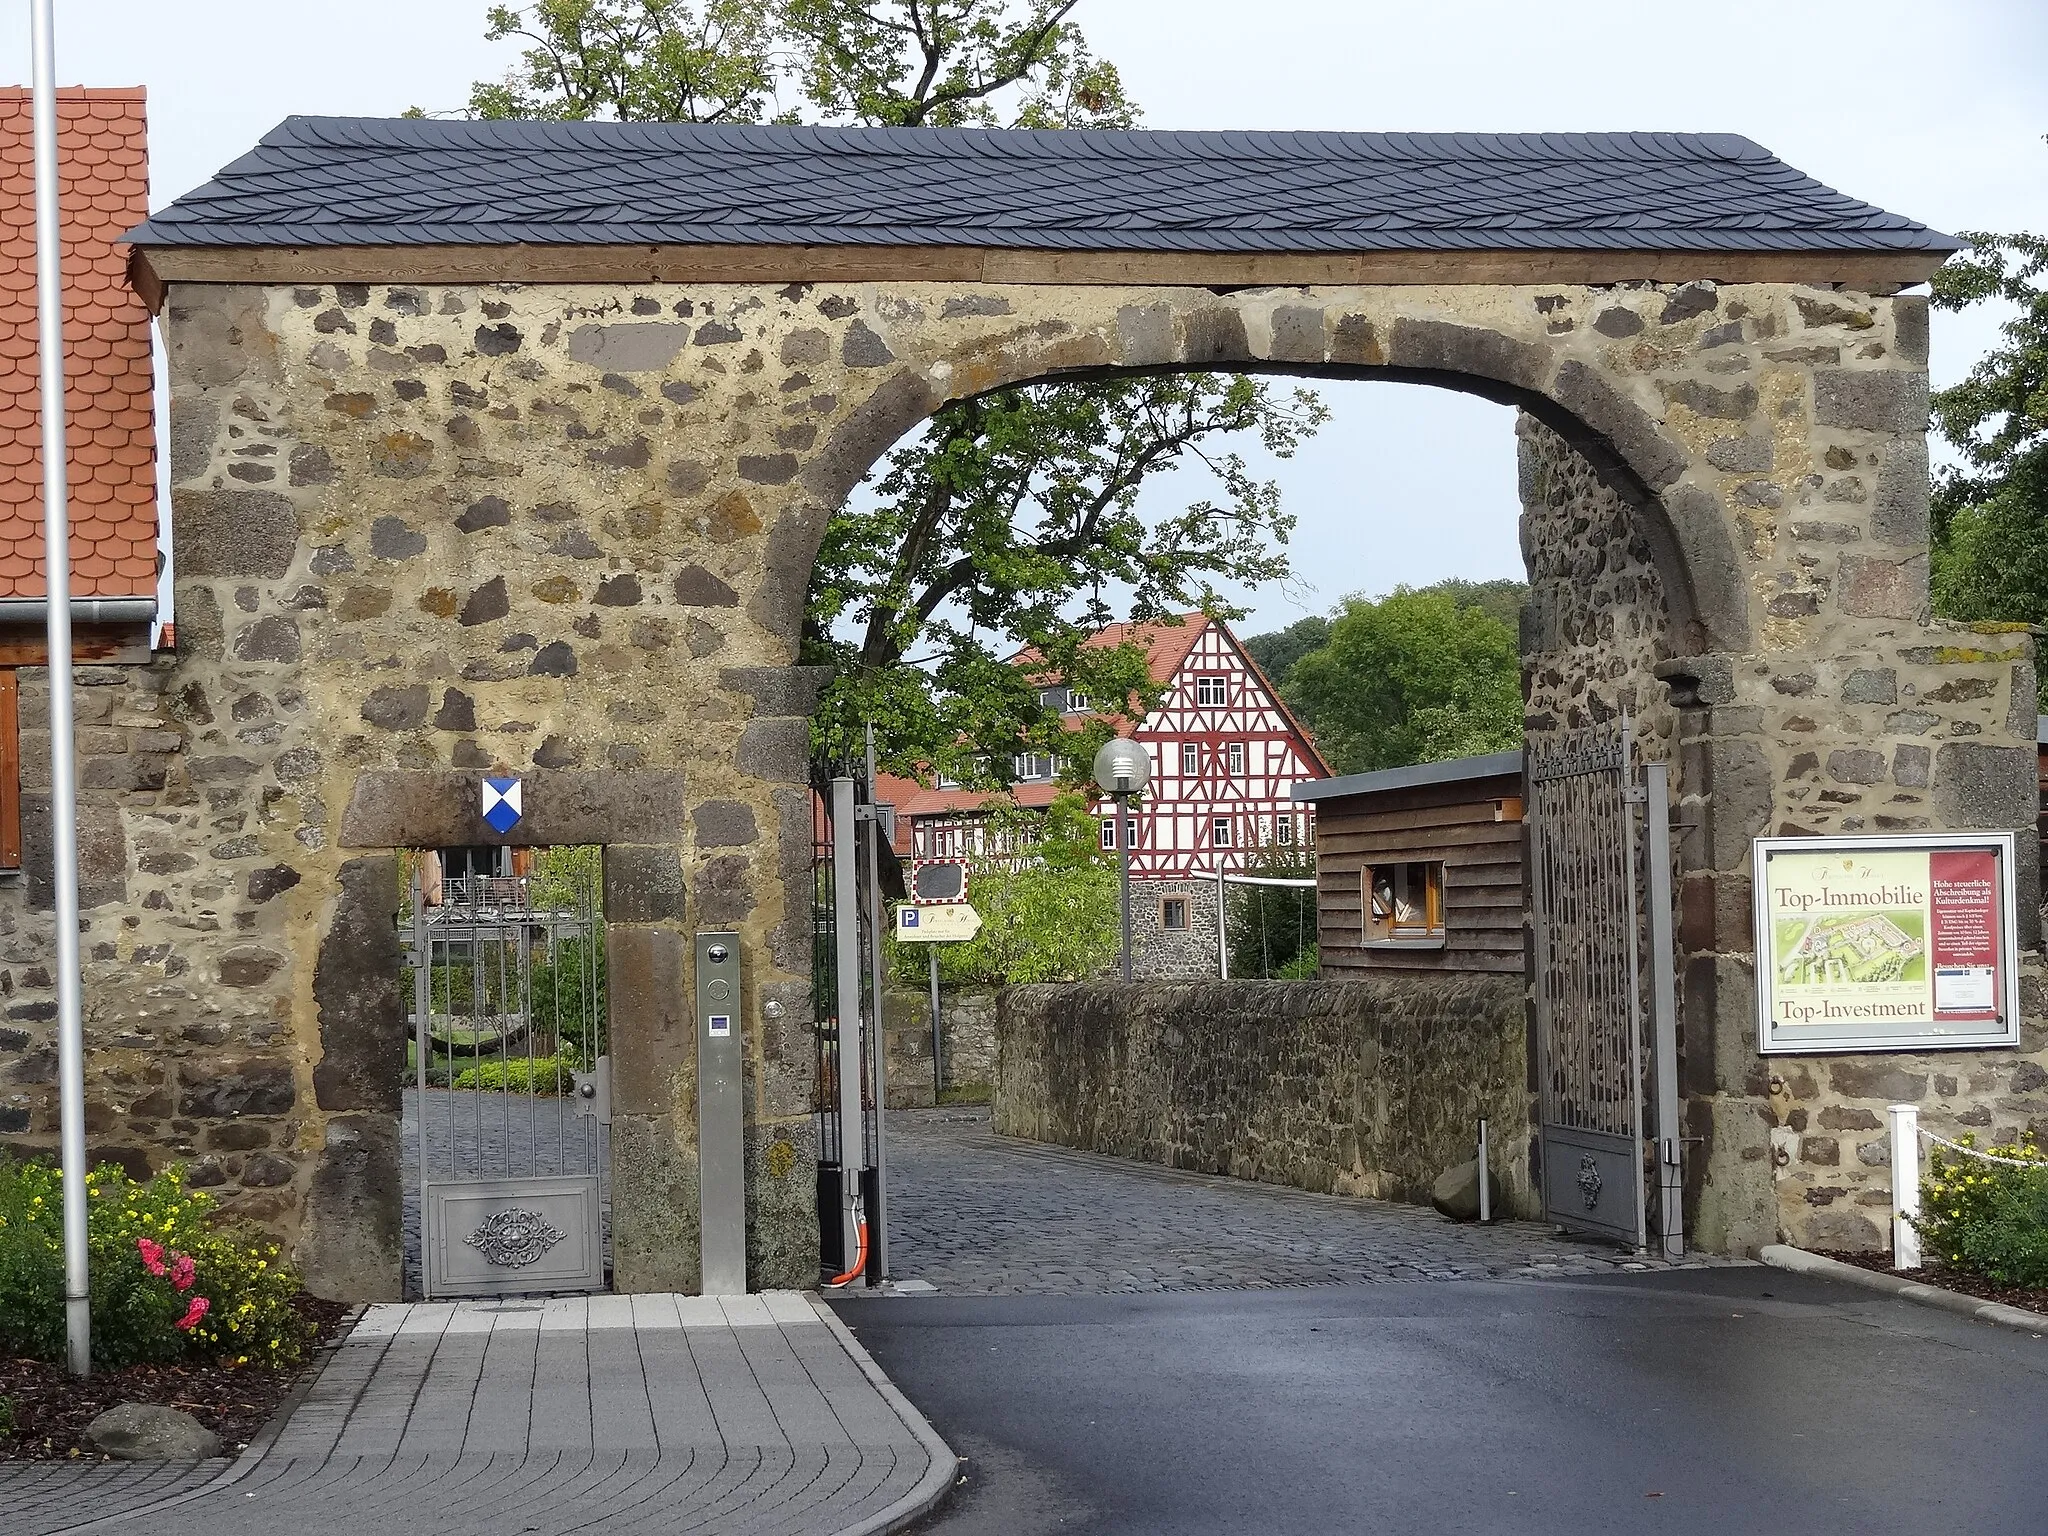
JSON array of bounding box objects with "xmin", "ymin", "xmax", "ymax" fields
[
  {"xmin": 881, "ymin": 984, "xmax": 995, "ymax": 1107},
  {"xmin": 995, "ymin": 977, "xmax": 1535, "ymax": 1215}
]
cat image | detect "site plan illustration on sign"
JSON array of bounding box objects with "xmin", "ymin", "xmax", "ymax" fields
[{"xmin": 1752, "ymin": 831, "xmax": 2019, "ymax": 1054}]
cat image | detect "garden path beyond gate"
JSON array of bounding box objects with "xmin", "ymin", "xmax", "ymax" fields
[
  {"xmin": 403, "ymin": 856, "xmax": 611, "ymax": 1299},
  {"xmin": 1527, "ymin": 723, "xmax": 1684, "ymax": 1256}
]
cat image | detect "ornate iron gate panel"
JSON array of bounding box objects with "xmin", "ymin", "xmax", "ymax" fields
[
  {"xmin": 1528, "ymin": 724, "xmax": 1652, "ymax": 1248},
  {"xmin": 404, "ymin": 855, "xmax": 609, "ymax": 1299}
]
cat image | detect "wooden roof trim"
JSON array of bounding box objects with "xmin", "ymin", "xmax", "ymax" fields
[{"xmin": 125, "ymin": 241, "xmax": 1942, "ymax": 309}]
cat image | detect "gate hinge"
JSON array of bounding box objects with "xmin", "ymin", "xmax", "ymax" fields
[
  {"xmin": 854, "ymin": 802, "xmax": 897, "ymax": 837},
  {"xmin": 573, "ymin": 1056, "xmax": 612, "ymax": 1126}
]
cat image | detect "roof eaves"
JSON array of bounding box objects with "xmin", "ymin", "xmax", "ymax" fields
[{"xmin": 1293, "ymin": 749, "xmax": 1524, "ymax": 802}]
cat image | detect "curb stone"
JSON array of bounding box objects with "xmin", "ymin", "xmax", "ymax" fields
[
  {"xmin": 1760, "ymin": 1245, "xmax": 2046, "ymax": 1337},
  {"xmin": 810, "ymin": 1293, "xmax": 961, "ymax": 1535}
]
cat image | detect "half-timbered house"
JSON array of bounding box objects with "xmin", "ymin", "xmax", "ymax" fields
[{"xmin": 882, "ymin": 613, "xmax": 1329, "ymax": 975}]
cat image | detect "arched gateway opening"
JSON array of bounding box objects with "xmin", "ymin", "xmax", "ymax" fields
[{"xmin": 80, "ymin": 117, "xmax": 2035, "ymax": 1301}]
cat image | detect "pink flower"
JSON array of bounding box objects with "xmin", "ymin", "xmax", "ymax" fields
[
  {"xmin": 170, "ymin": 1254, "xmax": 196, "ymax": 1292},
  {"xmin": 174, "ymin": 1295, "xmax": 210, "ymax": 1332},
  {"xmin": 136, "ymin": 1237, "xmax": 166, "ymax": 1277}
]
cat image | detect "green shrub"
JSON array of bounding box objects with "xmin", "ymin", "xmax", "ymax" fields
[
  {"xmin": 0, "ymin": 1159, "xmax": 315, "ymax": 1370},
  {"xmin": 1912, "ymin": 1133, "xmax": 2048, "ymax": 1289},
  {"xmin": 450, "ymin": 1054, "xmax": 577, "ymax": 1094},
  {"xmin": 0, "ymin": 1395, "xmax": 12, "ymax": 1438}
]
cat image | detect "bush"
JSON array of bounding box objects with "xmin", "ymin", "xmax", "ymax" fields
[
  {"xmin": 1912, "ymin": 1133, "xmax": 2048, "ymax": 1289},
  {"xmin": 450, "ymin": 1053, "xmax": 576, "ymax": 1094},
  {"xmin": 0, "ymin": 1159, "xmax": 315, "ymax": 1370}
]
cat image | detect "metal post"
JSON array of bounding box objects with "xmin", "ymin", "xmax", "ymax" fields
[
  {"xmin": 830, "ymin": 778, "xmax": 864, "ymax": 1274},
  {"xmin": 1477, "ymin": 1119, "xmax": 1490, "ymax": 1224},
  {"xmin": 928, "ymin": 948, "xmax": 943, "ymax": 1102},
  {"xmin": 1889, "ymin": 1103, "xmax": 1921, "ymax": 1270},
  {"xmin": 1644, "ymin": 761, "xmax": 1684, "ymax": 1259},
  {"xmin": 1118, "ymin": 790, "xmax": 1133, "ymax": 982},
  {"xmin": 863, "ymin": 726, "xmax": 888, "ymax": 1282},
  {"xmin": 31, "ymin": 0, "xmax": 89, "ymax": 1378},
  {"xmin": 1216, "ymin": 865, "xmax": 1228, "ymax": 979}
]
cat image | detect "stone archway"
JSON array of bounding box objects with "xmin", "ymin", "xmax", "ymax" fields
[{"xmin": 22, "ymin": 120, "xmax": 2022, "ymax": 1293}]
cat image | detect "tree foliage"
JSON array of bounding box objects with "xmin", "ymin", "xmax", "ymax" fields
[
  {"xmin": 894, "ymin": 791, "xmax": 1118, "ymax": 984},
  {"xmin": 1927, "ymin": 229, "xmax": 2048, "ymax": 705},
  {"xmin": 458, "ymin": 2, "xmax": 1320, "ymax": 783},
  {"xmin": 1224, "ymin": 839, "xmax": 1317, "ymax": 980},
  {"xmin": 1281, "ymin": 584, "xmax": 1524, "ymax": 775}
]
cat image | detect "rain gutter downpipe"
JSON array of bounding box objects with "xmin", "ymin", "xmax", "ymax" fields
[{"xmin": 30, "ymin": 0, "xmax": 92, "ymax": 1377}]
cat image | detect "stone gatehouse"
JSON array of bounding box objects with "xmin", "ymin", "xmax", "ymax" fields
[{"xmin": 0, "ymin": 118, "xmax": 2038, "ymax": 1295}]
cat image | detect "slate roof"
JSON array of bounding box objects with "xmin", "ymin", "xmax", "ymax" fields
[
  {"xmin": 0, "ymin": 87, "xmax": 158, "ymax": 599},
  {"xmin": 126, "ymin": 117, "xmax": 1959, "ymax": 256}
]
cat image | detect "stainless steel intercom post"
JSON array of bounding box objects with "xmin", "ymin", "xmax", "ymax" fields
[{"xmin": 696, "ymin": 931, "xmax": 746, "ymax": 1294}]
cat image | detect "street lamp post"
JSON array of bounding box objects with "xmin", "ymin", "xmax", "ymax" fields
[{"xmin": 1091, "ymin": 738, "xmax": 1151, "ymax": 983}]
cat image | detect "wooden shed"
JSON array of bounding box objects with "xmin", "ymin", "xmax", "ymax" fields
[{"xmin": 1292, "ymin": 750, "xmax": 1525, "ymax": 976}]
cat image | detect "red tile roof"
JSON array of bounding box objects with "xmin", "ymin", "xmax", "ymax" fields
[
  {"xmin": 0, "ymin": 87, "xmax": 157, "ymax": 599},
  {"xmin": 1010, "ymin": 612, "xmax": 1211, "ymax": 689}
]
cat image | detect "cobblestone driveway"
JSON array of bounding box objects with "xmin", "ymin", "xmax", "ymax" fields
[{"xmin": 870, "ymin": 1108, "xmax": 1709, "ymax": 1295}]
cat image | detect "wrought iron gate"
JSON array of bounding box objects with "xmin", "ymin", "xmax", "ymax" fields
[
  {"xmin": 404, "ymin": 853, "xmax": 610, "ymax": 1298},
  {"xmin": 1527, "ymin": 722, "xmax": 1683, "ymax": 1254}
]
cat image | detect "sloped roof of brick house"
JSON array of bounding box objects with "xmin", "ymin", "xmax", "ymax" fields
[{"xmin": 0, "ymin": 86, "xmax": 158, "ymax": 599}]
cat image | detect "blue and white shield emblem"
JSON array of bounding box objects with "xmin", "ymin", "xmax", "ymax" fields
[{"xmin": 481, "ymin": 776, "xmax": 523, "ymax": 834}]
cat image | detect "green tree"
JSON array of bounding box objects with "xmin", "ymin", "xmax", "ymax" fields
[
  {"xmin": 1928, "ymin": 230, "xmax": 2048, "ymax": 704},
  {"xmin": 1285, "ymin": 586, "xmax": 1523, "ymax": 774},
  {"xmin": 1224, "ymin": 838, "xmax": 1317, "ymax": 980},
  {"xmin": 1240, "ymin": 615, "xmax": 1330, "ymax": 692},
  {"xmin": 458, "ymin": 2, "xmax": 1322, "ymax": 783},
  {"xmin": 894, "ymin": 791, "xmax": 1119, "ymax": 984}
]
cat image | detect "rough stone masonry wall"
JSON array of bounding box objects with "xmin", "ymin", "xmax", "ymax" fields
[
  {"xmin": 995, "ymin": 977, "xmax": 1535, "ymax": 1214},
  {"xmin": 0, "ymin": 268, "xmax": 2035, "ymax": 1291},
  {"xmin": 879, "ymin": 984, "xmax": 995, "ymax": 1108}
]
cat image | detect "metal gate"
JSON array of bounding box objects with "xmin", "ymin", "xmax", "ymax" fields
[
  {"xmin": 1527, "ymin": 721, "xmax": 1683, "ymax": 1255},
  {"xmin": 404, "ymin": 851, "xmax": 610, "ymax": 1298},
  {"xmin": 813, "ymin": 742, "xmax": 898, "ymax": 1288}
]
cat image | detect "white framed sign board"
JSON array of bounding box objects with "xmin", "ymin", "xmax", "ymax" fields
[{"xmin": 1752, "ymin": 830, "xmax": 2020, "ymax": 1055}]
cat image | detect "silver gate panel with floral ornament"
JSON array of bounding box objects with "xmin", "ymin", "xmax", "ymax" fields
[
  {"xmin": 402, "ymin": 847, "xmax": 610, "ymax": 1299},
  {"xmin": 1527, "ymin": 722, "xmax": 1681, "ymax": 1252}
]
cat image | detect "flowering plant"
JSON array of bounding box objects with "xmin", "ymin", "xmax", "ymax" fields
[
  {"xmin": 0, "ymin": 1157, "xmax": 314, "ymax": 1369},
  {"xmin": 1912, "ymin": 1132, "xmax": 2048, "ymax": 1289}
]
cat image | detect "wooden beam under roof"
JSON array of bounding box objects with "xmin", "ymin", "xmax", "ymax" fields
[{"xmin": 126, "ymin": 241, "xmax": 1943, "ymax": 310}]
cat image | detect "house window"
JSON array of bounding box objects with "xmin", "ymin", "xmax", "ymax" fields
[
  {"xmin": 1126, "ymin": 816, "xmax": 1139, "ymax": 849},
  {"xmin": 1276, "ymin": 816, "xmax": 1295, "ymax": 847},
  {"xmin": 1066, "ymin": 691, "xmax": 1090, "ymax": 713},
  {"xmin": 1100, "ymin": 820, "xmax": 1117, "ymax": 850},
  {"xmin": 1226, "ymin": 741, "xmax": 1245, "ymax": 775},
  {"xmin": 1012, "ymin": 752, "xmax": 1053, "ymax": 781},
  {"xmin": 1194, "ymin": 675, "xmax": 1227, "ymax": 707},
  {"xmin": 1366, "ymin": 861, "xmax": 1446, "ymax": 945},
  {"xmin": 1160, "ymin": 896, "xmax": 1190, "ymax": 931},
  {"xmin": 1211, "ymin": 816, "xmax": 1234, "ymax": 849},
  {"xmin": 1180, "ymin": 742, "xmax": 1199, "ymax": 775}
]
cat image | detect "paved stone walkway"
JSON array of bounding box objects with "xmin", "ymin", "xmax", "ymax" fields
[
  {"xmin": 8, "ymin": 1293, "xmax": 953, "ymax": 1536},
  {"xmin": 865, "ymin": 1108, "xmax": 1714, "ymax": 1295}
]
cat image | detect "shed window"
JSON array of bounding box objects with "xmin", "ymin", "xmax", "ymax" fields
[
  {"xmin": 1366, "ymin": 861, "xmax": 1444, "ymax": 945},
  {"xmin": 1160, "ymin": 896, "xmax": 1190, "ymax": 931}
]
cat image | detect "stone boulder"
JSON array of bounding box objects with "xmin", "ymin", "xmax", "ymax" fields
[
  {"xmin": 1430, "ymin": 1157, "xmax": 1505, "ymax": 1222},
  {"xmin": 85, "ymin": 1402, "xmax": 222, "ymax": 1460}
]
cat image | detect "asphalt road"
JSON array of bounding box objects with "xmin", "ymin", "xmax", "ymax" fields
[{"xmin": 833, "ymin": 1267, "xmax": 2048, "ymax": 1536}]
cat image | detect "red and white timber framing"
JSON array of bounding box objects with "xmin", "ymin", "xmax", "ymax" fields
[{"xmin": 890, "ymin": 613, "xmax": 1331, "ymax": 875}]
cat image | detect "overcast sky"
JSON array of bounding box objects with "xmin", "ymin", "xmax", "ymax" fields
[{"xmin": 4, "ymin": 0, "xmax": 2041, "ymax": 635}]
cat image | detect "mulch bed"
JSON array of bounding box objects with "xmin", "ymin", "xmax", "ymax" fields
[
  {"xmin": 1812, "ymin": 1248, "xmax": 2048, "ymax": 1317},
  {"xmin": 0, "ymin": 1293, "xmax": 350, "ymax": 1461}
]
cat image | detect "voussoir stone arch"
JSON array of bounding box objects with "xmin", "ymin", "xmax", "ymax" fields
[{"xmin": 784, "ymin": 289, "xmax": 1752, "ymax": 661}]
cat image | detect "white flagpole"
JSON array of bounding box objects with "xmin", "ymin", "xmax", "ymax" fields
[{"xmin": 29, "ymin": 0, "xmax": 91, "ymax": 1376}]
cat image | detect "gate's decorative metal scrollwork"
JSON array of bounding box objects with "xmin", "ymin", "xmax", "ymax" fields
[
  {"xmin": 464, "ymin": 1208, "xmax": 567, "ymax": 1268},
  {"xmin": 1528, "ymin": 720, "xmax": 1657, "ymax": 1249}
]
